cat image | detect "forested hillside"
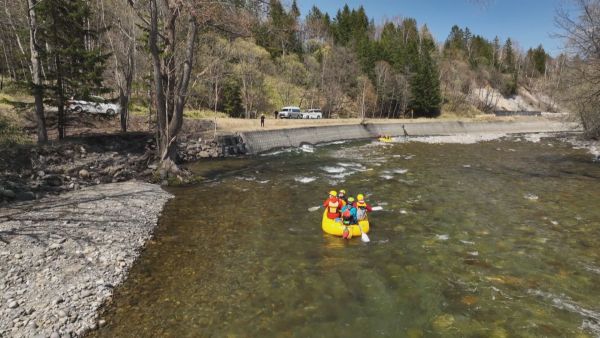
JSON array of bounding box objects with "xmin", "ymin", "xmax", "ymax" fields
[
  {"xmin": 1, "ymin": 0, "xmax": 598, "ymax": 160},
  {"xmin": 0, "ymin": 0, "xmax": 559, "ymax": 120}
]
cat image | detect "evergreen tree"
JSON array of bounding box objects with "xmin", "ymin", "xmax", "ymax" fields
[
  {"xmin": 255, "ymin": 0, "xmax": 302, "ymax": 57},
  {"xmin": 221, "ymin": 78, "xmax": 243, "ymax": 117},
  {"xmin": 305, "ymin": 6, "xmax": 331, "ymax": 41},
  {"xmin": 380, "ymin": 22, "xmax": 400, "ymax": 63},
  {"xmin": 332, "ymin": 5, "xmax": 352, "ymax": 45},
  {"xmin": 399, "ymin": 18, "xmax": 420, "ymax": 72},
  {"xmin": 503, "ymin": 38, "xmax": 515, "ymax": 72},
  {"xmin": 492, "ymin": 36, "xmax": 501, "ymax": 69},
  {"xmin": 290, "ymin": 0, "xmax": 300, "ymax": 19},
  {"xmin": 470, "ymin": 35, "xmax": 494, "ymax": 66},
  {"xmin": 531, "ymin": 44, "xmax": 548, "ymax": 75},
  {"xmin": 36, "ymin": 0, "xmax": 109, "ymax": 139},
  {"xmin": 463, "ymin": 27, "xmax": 472, "ymax": 50},
  {"xmin": 410, "ymin": 31, "xmax": 441, "ymax": 117},
  {"xmin": 444, "ymin": 25, "xmax": 465, "ymax": 52},
  {"xmin": 287, "ymin": 1, "xmax": 303, "ymax": 55}
]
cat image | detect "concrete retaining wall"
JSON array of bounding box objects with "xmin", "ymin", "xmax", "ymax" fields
[{"xmin": 240, "ymin": 120, "xmax": 580, "ymax": 154}]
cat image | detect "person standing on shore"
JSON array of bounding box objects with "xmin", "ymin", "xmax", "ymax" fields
[
  {"xmin": 274, "ymin": 110, "xmax": 278, "ymax": 119},
  {"xmin": 261, "ymin": 113, "xmax": 265, "ymax": 127}
]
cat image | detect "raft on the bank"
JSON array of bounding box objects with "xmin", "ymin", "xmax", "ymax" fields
[
  {"xmin": 378, "ymin": 136, "xmax": 393, "ymax": 143},
  {"xmin": 322, "ymin": 211, "xmax": 370, "ymax": 237}
]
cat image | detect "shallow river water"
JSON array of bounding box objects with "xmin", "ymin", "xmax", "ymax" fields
[{"xmin": 94, "ymin": 135, "xmax": 600, "ymax": 337}]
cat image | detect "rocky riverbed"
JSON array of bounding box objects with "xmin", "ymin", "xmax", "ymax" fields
[{"xmin": 0, "ymin": 181, "xmax": 172, "ymax": 337}]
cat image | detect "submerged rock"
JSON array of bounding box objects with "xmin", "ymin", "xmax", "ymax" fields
[{"xmin": 433, "ymin": 314, "xmax": 455, "ymax": 331}]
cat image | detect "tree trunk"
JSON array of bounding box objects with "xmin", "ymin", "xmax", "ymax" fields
[
  {"xmin": 119, "ymin": 51, "xmax": 134, "ymax": 132},
  {"xmin": 1, "ymin": 43, "xmax": 15, "ymax": 81},
  {"xmin": 149, "ymin": 0, "xmax": 197, "ymax": 168},
  {"xmin": 27, "ymin": 0, "xmax": 48, "ymax": 143},
  {"xmin": 55, "ymin": 52, "xmax": 65, "ymax": 140},
  {"xmin": 119, "ymin": 88, "xmax": 129, "ymax": 133},
  {"xmin": 169, "ymin": 16, "xmax": 197, "ymax": 142},
  {"xmin": 49, "ymin": 4, "xmax": 66, "ymax": 140},
  {"xmin": 149, "ymin": 0, "xmax": 168, "ymax": 160}
]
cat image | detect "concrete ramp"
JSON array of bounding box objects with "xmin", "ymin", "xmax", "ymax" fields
[{"xmin": 240, "ymin": 120, "xmax": 580, "ymax": 154}]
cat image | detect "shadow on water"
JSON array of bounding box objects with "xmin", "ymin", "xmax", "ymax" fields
[{"xmin": 91, "ymin": 136, "xmax": 600, "ymax": 337}]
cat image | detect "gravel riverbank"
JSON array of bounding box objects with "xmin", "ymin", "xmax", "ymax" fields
[{"xmin": 0, "ymin": 181, "xmax": 172, "ymax": 337}]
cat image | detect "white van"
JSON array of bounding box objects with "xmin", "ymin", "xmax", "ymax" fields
[{"xmin": 278, "ymin": 106, "xmax": 302, "ymax": 119}]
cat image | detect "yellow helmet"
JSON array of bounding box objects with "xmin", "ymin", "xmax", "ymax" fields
[
  {"xmin": 357, "ymin": 194, "xmax": 364, "ymax": 201},
  {"xmin": 329, "ymin": 190, "xmax": 337, "ymax": 196},
  {"xmin": 348, "ymin": 197, "xmax": 355, "ymax": 203},
  {"xmin": 339, "ymin": 189, "xmax": 346, "ymax": 194}
]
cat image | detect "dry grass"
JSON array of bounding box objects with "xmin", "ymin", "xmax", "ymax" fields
[{"xmin": 214, "ymin": 117, "xmax": 366, "ymax": 132}]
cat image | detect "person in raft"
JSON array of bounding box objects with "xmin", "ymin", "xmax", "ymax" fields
[
  {"xmin": 323, "ymin": 190, "xmax": 341, "ymax": 219},
  {"xmin": 340, "ymin": 197, "xmax": 358, "ymax": 239},
  {"xmin": 354, "ymin": 194, "xmax": 372, "ymax": 221},
  {"xmin": 337, "ymin": 189, "xmax": 348, "ymax": 206}
]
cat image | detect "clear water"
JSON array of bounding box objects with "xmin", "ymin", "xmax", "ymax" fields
[{"xmin": 93, "ymin": 136, "xmax": 600, "ymax": 337}]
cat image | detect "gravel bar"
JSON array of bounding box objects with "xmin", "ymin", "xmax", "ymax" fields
[{"xmin": 0, "ymin": 181, "xmax": 173, "ymax": 337}]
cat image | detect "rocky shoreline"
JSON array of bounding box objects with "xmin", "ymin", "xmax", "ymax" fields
[
  {"xmin": 0, "ymin": 182, "xmax": 173, "ymax": 337},
  {"xmin": 0, "ymin": 133, "xmax": 230, "ymax": 205}
]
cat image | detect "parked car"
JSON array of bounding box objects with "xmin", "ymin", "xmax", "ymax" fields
[
  {"xmin": 302, "ymin": 108, "xmax": 322, "ymax": 119},
  {"xmin": 68, "ymin": 96, "xmax": 121, "ymax": 116},
  {"xmin": 277, "ymin": 106, "xmax": 302, "ymax": 119}
]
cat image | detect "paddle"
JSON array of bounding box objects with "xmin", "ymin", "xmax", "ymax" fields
[
  {"xmin": 371, "ymin": 206, "xmax": 383, "ymax": 211},
  {"xmin": 357, "ymin": 222, "xmax": 370, "ymax": 243},
  {"xmin": 307, "ymin": 206, "xmax": 321, "ymax": 212}
]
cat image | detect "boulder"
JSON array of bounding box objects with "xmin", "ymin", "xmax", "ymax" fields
[
  {"xmin": 1, "ymin": 189, "xmax": 16, "ymax": 199},
  {"xmin": 78, "ymin": 169, "xmax": 90, "ymax": 179},
  {"xmin": 44, "ymin": 175, "xmax": 63, "ymax": 187},
  {"xmin": 15, "ymin": 192, "xmax": 35, "ymax": 201}
]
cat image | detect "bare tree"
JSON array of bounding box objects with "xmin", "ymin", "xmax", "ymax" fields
[
  {"xmin": 144, "ymin": 0, "xmax": 197, "ymax": 171},
  {"xmin": 101, "ymin": 0, "xmax": 137, "ymax": 132},
  {"xmin": 26, "ymin": 0, "xmax": 48, "ymax": 143},
  {"xmin": 233, "ymin": 39, "xmax": 269, "ymax": 118},
  {"xmin": 131, "ymin": 0, "xmax": 256, "ymax": 171},
  {"xmin": 555, "ymin": 0, "xmax": 600, "ymax": 137}
]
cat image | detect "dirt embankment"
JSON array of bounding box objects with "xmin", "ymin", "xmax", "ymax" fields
[
  {"xmin": 0, "ymin": 126, "xmax": 226, "ymax": 205},
  {"xmin": 0, "ymin": 133, "xmax": 157, "ymax": 205}
]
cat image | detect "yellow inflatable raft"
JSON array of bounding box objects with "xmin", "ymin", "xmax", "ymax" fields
[
  {"xmin": 322, "ymin": 211, "xmax": 370, "ymax": 237},
  {"xmin": 378, "ymin": 136, "xmax": 393, "ymax": 143}
]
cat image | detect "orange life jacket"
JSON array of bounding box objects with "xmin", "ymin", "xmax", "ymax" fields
[{"xmin": 328, "ymin": 199, "xmax": 339, "ymax": 214}]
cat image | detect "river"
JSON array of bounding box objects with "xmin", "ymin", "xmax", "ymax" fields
[{"xmin": 93, "ymin": 134, "xmax": 600, "ymax": 337}]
